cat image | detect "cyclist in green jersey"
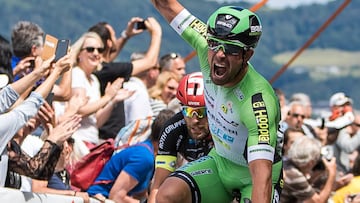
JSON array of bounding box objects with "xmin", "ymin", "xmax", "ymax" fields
[{"xmin": 150, "ymin": 1, "xmax": 283, "ymax": 203}]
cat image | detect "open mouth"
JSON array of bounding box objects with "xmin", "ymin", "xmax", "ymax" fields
[{"xmin": 214, "ymin": 63, "xmax": 226, "ymax": 77}]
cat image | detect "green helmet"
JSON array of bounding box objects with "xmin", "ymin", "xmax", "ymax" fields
[{"xmin": 207, "ymin": 6, "xmax": 262, "ymax": 49}]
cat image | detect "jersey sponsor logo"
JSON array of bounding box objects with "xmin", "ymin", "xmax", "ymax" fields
[
  {"xmin": 204, "ymin": 89, "xmax": 215, "ymax": 108},
  {"xmin": 221, "ymin": 101, "xmax": 234, "ymax": 114},
  {"xmin": 189, "ymin": 19, "xmax": 207, "ymax": 38},
  {"xmin": 221, "ymin": 104, "xmax": 227, "ymax": 114},
  {"xmin": 251, "ymin": 25, "xmax": 262, "ymax": 32},
  {"xmin": 210, "ymin": 123, "xmax": 234, "ymax": 144},
  {"xmin": 159, "ymin": 119, "xmax": 186, "ymax": 149},
  {"xmin": 234, "ymin": 88, "xmax": 245, "ymax": 101},
  {"xmin": 208, "ymin": 110, "xmax": 239, "ymax": 134},
  {"xmin": 217, "ymin": 20, "xmax": 233, "ymax": 29},
  {"xmin": 188, "ymin": 101, "xmax": 201, "ymax": 106},
  {"xmin": 178, "ymin": 14, "xmax": 193, "ymax": 30},
  {"xmin": 218, "ymin": 112, "xmax": 239, "ymax": 129},
  {"xmin": 156, "ymin": 161, "xmax": 166, "ymax": 165},
  {"xmin": 216, "ymin": 14, "xmax": 238, "ymax": 31},
  {"xmin": 164, "ymin": 119, "xmax": 186, "ymax": 134},
  {"xmin": 190, "ymin": 169, "xmax": 213, "ymax": 176},
  {"xmin": 252, "ymin": 93, "xmax": 270, "ymax": 144}
]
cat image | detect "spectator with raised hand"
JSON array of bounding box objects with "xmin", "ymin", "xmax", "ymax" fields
[
  {"xmin": 333, "ymin": 115, "xmax": 360, "ymax": 175},
  {"xmin": 6, "ymin": 114, "xmax": 82, "ymax": 189},
  {"xmin": 31, "ymin": 136, "xmax": 90, "ymax": 203},
  {"xmin": 88, "ymin": 17, "xmax": 162, "ymax": 140},
  {"xmin": 148, "ymin": 72, "xmax": 213, "ymax": 203},
  {"xmin": 89, "ymin": 17, "xmax": 147, "ymax": 63},
  {"xmin": 327, "ymin": 92, "xmax": 355, "ymax": 129},
  {"xmin": 281, "ymin": 136, "xmax": 337, "ymax": 203},
  {"xmin": 347, "ymin": 194, "xmax": 360, "ymax": 203},
  {"xmin": 0, "ymin": 53, "xmax": 71, "ymax": 186},
  {"xmin": 87, "ymin": 109, "xmax": 175, "ymax": 203},
  {"xmin": 65, "ymin": 31, "xmax": 134, "ymax": 160},
  {"xmin": 11, "ymin": 21, "xmax": 72, "ymax": 101}
]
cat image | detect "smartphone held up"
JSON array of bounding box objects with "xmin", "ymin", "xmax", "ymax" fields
[
  {"xmin": 41, "ymin": 34, "xmax": 70, "ymax": 62},
  {"xmin": 135, "ymin": 21, "xmax": 147, "ymax": 30}
]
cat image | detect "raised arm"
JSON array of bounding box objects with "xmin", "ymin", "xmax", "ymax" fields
[
  {"xmin": 108, "ymin": 17, "xmax": 146, "ymax": 62},
  {"xmin": 130, "ymin": 17, "xmax": 162, "ymax": 76},
  {"xmin": 9, "ymin": 56, "xmax": 52, "ymax": 97},
  {"xmin": 151, "ymin": 0, "xmax": 185, "ymax": 22}
]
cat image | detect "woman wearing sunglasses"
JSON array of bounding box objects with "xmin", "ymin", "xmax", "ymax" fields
[
  {"xmin": 148, "ymin": 72, "xmax": 213, "ymax": 203},
  {"xmin": 57, "ymin": 32, "xmax": 133, "ymax": 162}
]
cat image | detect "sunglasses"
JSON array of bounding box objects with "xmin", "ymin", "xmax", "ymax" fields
[
  {"xmin": 82, "ymin": 47, "xmax": 105, "ymax": 54},
  {"xmin": 207, "ymin": 37, "xmax": 245, "ymax": 56},
  {"xmin": 290, "ymin": 113, "xmax": 306, "ymax": 119},
  {"xmin": 160, "ymin": 53, "xmax": 179, "ymax": 61},
  {"xmin": 182, "ymin": 106, "xmax": 207, "ymax": 119},
  {"xmin": 352, "ymin": 123, "xmax": 360, "ymax": 127}
]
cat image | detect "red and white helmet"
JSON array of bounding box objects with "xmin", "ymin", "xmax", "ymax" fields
[{"xmin": 176, "ymin": 72, "xmax": 205, "ymax": 107}]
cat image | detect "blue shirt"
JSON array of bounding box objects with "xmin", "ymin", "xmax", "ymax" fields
[{"xmin": 87, "ymin": 140, "xmax": 154, "ymax": 197}]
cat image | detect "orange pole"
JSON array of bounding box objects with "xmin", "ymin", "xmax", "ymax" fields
[
  {"xmin": 184, "ymin": 0, "xmax": 268, "ymax": 63},
  {"xmin": 269, "ymin": 0, "xmax": 351, "ymax": 84},
  {"xmin": 250, "ymin": 0, "xmax": 268, "ymax": 12}
]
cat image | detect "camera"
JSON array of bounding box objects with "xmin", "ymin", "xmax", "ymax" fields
[
  {"xmin": 135, "ymin": 21, "xmax": 147, "ymax": 30},
  {"xmin": 313, "ymin": 146, "xmax": 333, "ymax": 171},
  {"xmin": 29, "ymin": 59, "xmax": 35, "ymax": 69},
  {"xmin": 321, "ymin": 146, "xmax": 333, "ymax": 161}
]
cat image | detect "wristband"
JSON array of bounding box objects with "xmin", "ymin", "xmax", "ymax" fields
[{"xmin": 121, "ymin": 30, "xmax": 128, "ymax": 39}]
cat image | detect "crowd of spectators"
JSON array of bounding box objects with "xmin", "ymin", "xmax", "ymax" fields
[{"xmin": 1, "ymin": 16, "xmax": 360, "ymax": 203}]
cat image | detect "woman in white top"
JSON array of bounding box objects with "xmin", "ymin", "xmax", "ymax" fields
[{"xmin": 67, "ymin": 32, "xmax": 133, "ymax": 159}]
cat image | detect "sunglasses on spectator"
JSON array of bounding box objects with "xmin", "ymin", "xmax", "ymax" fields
[
  {"xmin": 352, "ymin": 123, "xmax": 360, "ymax": 127},
  {"xmin": 81, "ymin": 47, "xmax": 105, "ymax": 54},
  {"xmin": 207, "ymin": 37, "xmax": 246, "ymax": 56},
  {"xmin": 182, "ymin": 106, "xmax": 207, "ymax": 119},
  {"xmin": 289, "ymin": 113, "xmax": 306, "ymax": 119},
  {"xmin": 152, "ymin": 66, "xmax": 161, "ymax": 71},
  {"xmin": 160, "ymin": 53, "xmax": 179, "ymax": 61}
]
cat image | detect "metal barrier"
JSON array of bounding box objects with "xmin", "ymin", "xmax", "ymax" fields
[{"xmin": 0, "ymin": 187, "xmax": 115, "ymax": 203}]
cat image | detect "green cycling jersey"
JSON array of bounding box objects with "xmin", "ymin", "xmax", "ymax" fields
[{"xmin": 165, "ymin": 9, "xmax": 283, "ymax": 203}]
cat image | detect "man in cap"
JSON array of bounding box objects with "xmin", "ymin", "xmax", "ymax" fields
[{"xmin": 327, "ymin": 92, "xmax": 355, "ymax": 130}]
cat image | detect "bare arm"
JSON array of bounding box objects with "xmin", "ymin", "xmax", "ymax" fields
[
  {"xmin": 130, "ymin": 17, "xmax": 162, "ymax": 76},
  {"xmin": 249, "ymin": 159, "xmax": 272, "ymax": 203},
  {"xmin": 96, "ymin": 87, "xmax": 134, "ymax": 128},
  {"xmin": 32, "ymin": 179, "xmax": 90, "ymax": 203},
  {"xmin": 148, "ymin": 168, "xmax": 172, "ymax": 203},
  {"xmin": 10, "ymin": 56, "xmax": 52, "ymax": 97},
  {"xmin": 107, "ymin": 17, "xmax": 146, "ymax": 62},
  {"xmin": 73, "ymin": 87, "xmax": 112, "ymax": 118},
  {"xmin": 304, "ymin": 158, "xmax": 337, "ymax": 203},
  {"xmin": 109, "ymin": 170, "xmax": 141, "ymax": 203},
  {"xmin": 52, "ymin": 66, "xmax": 72, "ymax": 101},
  {"xmin": 34, "ymin": 54, "xmax": 72, "ymax": 99},
  {"xmin": 151, "ymin": 0, "xmax": 185, "ymax": 23}
]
